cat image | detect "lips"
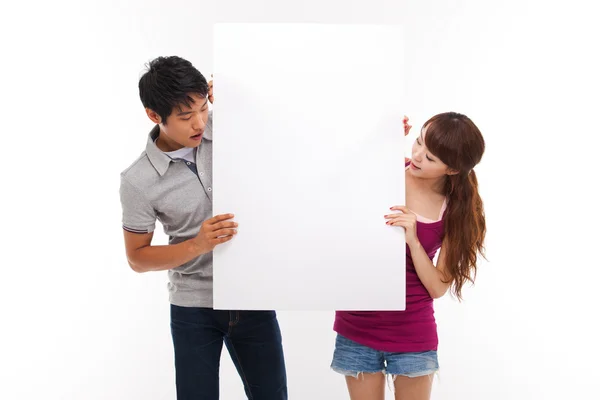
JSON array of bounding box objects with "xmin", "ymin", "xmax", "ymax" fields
[
  {"xmin": 190, "ymin": 131, "xmax": 204, "ymax": 140},
  {"xmin": 410, "ymin": 162, "xmax": 421, "ymax": 170}
]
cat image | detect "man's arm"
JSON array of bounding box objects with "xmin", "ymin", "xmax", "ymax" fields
[
  {"xmin": 123, "ymin": 214, "xmax": 238, "ymax": 273},
  {"xmin": 124, "ymin": 231, "xmax": 200, "ymax": 273},
  {"xmin": 120, "ymin": 171, "xmax": 237, "ymax": 273}
]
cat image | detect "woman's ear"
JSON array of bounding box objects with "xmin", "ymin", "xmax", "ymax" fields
[{"xmin": 446, "ymin": 167, "xmax": 460, "ymax": 176}]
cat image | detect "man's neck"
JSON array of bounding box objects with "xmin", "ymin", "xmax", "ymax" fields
[{"xmin": 156, "ymin": 131, "xmax": 185, "ymax": 152}]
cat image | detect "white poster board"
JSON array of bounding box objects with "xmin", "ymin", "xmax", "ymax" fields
[{"xmin": 213, "ymin": 23, "xmax": 406, "ymax": 310}]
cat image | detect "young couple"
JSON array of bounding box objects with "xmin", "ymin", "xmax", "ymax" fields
[{"xmin": 119, "ymin": 56, "xmax": 486, "ymax": 400}]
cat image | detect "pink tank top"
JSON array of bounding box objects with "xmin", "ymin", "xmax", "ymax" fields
[{"xmin": 333, "ymin": 162, "xmax": 446, "ymax": 352}]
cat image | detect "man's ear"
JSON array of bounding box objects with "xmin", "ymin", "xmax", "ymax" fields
[{"xmin": 145, "ymin": 108, "xmax": 162, "ymax": 125}]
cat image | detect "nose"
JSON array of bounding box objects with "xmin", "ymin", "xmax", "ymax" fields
[
  {"xmin": 412, "ymin": 147, "xmax": 424, "ymax": 162},
  {"xmin": 191, "ymin": 113, "xmax": 206, "ymax": 131}
]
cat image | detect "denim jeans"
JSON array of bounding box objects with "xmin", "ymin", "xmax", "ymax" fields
[
  {"xmin": 331, "ymin": 334, "xmax": 439, "ymax": 378},
  {"xmin": 170, "ymin": 305, "xmax": 288, "ymax": 400}
]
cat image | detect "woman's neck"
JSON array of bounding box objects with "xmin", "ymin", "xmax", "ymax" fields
[{"xmin": 407, "ymin": 171, "xmax": 447, "ymax": 196}]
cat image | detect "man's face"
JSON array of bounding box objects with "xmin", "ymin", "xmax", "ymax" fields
[{"xmin": 151, "ymin": 94, "xmax": 210, "ymax": 149}]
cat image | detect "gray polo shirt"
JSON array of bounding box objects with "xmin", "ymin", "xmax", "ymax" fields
[{"xmin": 119, "ymin": 112, "xmax": 214, "ymax": 308}]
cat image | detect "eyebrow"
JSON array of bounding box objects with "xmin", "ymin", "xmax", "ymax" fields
[{"xmin": 177, "ymin": 98, "xmax": 209, "ymax": 116}]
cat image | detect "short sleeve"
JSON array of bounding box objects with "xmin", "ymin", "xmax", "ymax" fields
[{"xmin": 119, "ymin": 175, "xmax": 157, "ymax": 234}]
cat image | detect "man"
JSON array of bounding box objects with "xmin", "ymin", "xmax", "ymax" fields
[{"xmin": 119, "ymin": 55, "xmax": 287, "ymax": 399}]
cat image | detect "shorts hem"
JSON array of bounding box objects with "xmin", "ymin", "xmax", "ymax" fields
[
  {"xmin": 331, "ymin": 366, "xmax": 385, "ymax": 378},
  {"xmin": 389, "ymin": 368, "xmax": 439, "ymax": 379}
]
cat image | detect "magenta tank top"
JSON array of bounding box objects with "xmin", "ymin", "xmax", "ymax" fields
[{"xmin": 333, "ymin": 162, "xmax": 446, "ymax": 352}]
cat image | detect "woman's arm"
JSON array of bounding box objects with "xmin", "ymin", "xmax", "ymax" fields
[
  {"xmin": 407, "ymin": 239, "xmax": 452, "ymax": 299},
  {"xmin": 385, "ymin": 206, "xmax": 452, "ymax": 299}
]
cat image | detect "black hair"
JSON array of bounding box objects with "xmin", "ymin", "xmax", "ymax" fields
[{"xmin": 138, "ymin": 56, "xmax": 208, "ymax": 124}]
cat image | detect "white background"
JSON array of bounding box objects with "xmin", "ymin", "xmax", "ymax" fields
[
  {"xmin": 0, "ymin": 1, "xmax": 598, "ymax": 399},
  {"xmin": 212, "ymin": 23, "xmax": 407, "ymax": 311}
]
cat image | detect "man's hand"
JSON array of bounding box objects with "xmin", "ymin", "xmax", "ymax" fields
[
  {"xmin": 190, "ymin": 213, "xmax": 237, "ymax": 254},
  {"xmin": 208, "ymin": 74, "xmax": 214, "ymax": 104}
]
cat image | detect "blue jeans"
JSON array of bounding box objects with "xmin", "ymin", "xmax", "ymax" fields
[{"xmin": 170, "ymin": 305, "xmax": 288, "ymax": 400}]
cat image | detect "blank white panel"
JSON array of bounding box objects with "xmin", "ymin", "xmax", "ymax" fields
[{"xmin": 213, "ymin": 23, "xmax": 406, "ymax": 310}]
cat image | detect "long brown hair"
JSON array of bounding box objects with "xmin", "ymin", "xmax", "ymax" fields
[{"xmin": 423, "ymin": 112, "xmax": 486, "ymax": 300}]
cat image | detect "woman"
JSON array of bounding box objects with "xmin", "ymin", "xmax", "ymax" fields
[{"xmin": 331, "ymin": 112, "xmax": 486, "ymax": 400}]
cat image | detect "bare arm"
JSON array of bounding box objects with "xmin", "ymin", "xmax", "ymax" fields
[
  {"xmin": 124, "ymin": 214, "xmax": 238, "ymax": 273},
  {"xmin": 124, "ymin": 231, "xmax": 201, "ymax": 272},
  {"xmin": 407, "ymin": 240, "xmax": 452, "ymax": 299},
  {"xmin": 386, "ymin": 205, "xmax": 452, "ymax": 299}
]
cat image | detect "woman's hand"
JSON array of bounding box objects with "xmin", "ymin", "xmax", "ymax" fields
[
  {"xmin": 403, "ymin": 116, "xmax": 412, "ymax": 164},
  {"xmin": 385, "ymin": 206, "xmax": 420, "ymax": 248},
  {"xmin": 403, "ymin": 115, "xmax": 412, "ymax": 136}
]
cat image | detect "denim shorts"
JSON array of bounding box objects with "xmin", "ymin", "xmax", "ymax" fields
[{"xmin": 331, "ymin": 334, "xmax": 439, "ymax": 378}]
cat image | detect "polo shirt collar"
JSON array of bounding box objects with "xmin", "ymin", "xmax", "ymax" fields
[
  {"xmin": 145, "ymin": 126, "xmax": 173, "ymax": 176},
  {"xmin": 145, "ymin": 124, "xmax": 213, "ymax": 176}
]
